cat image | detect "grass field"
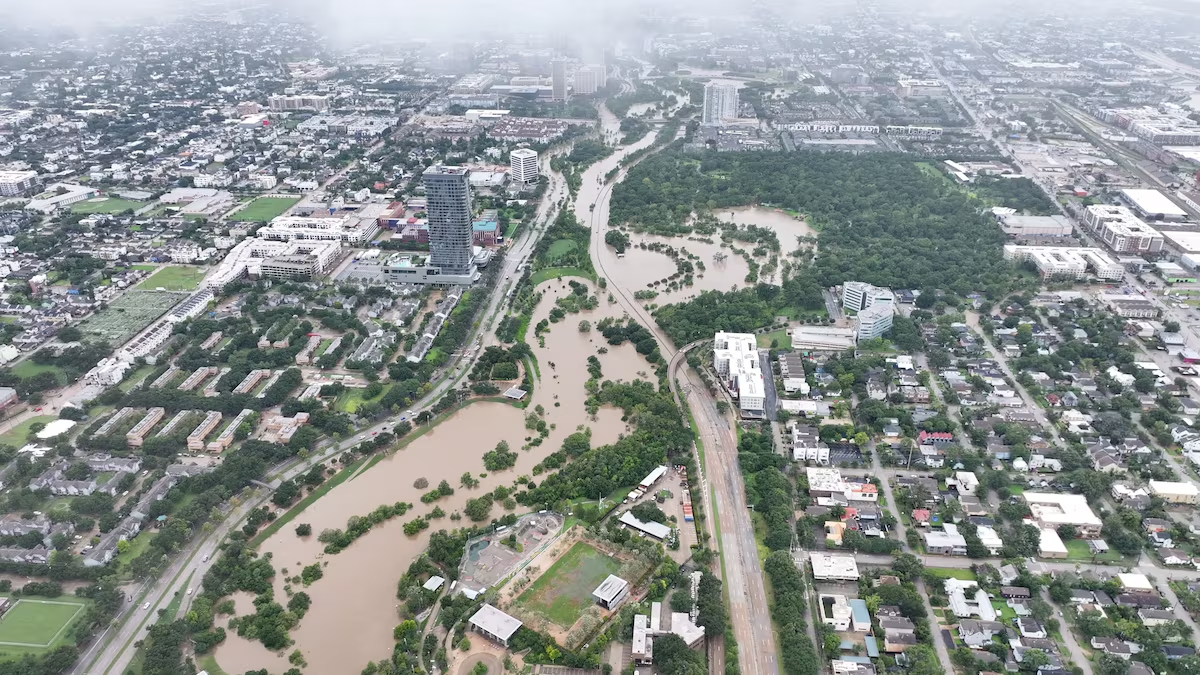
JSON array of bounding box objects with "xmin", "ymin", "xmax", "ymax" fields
[
  {"xmin": 0, "ymin": 598, "xmax": 87, "ymax": 652},
  {"xmin": 992, "ymin": 600, "xmax": 1016, "ymax": 620},
  {"xmin": 334, "ymin": 385, "xmax": 389, "ymax": 414},
  {"xmin": 516, "ymin": 541, "xmax": 621, "ymax": 627},
  {"xmin": 77, "ymin": 290, "xmax": 187, "ymax": 345},
  {"xmin": 756, "ymin": 328, "xmax": 789, "ymax": 348},
  {"xmin": 70, "ymin": 197, "xmax": 144, "ymax": 214},
  {"xmin": 9, "ymin": 360, "xmax": 65, "ymax": 383},
  {"xmin": 546, "ymin": 239, "xmax": 578, "ymax": 262},
  {"xmin": 0, "ymin": 415, "xmax": 58, "ymax": 448},
  {"xmin": 228, "ymin": 196, "xmax": 300, "ymax": 222},
  {"xmin": 530, "ymin": 268, "xmax": 593, "ymax": 286},
  {"xmin": 926, "ymin": 568, "xmax": 976, "ymax": 581},
  {"xmin": 1064, "ymin": 538, "xmax": 1126, "ymax": 563},
  {"xmin": 137, "ymin": 266, "xmax": 207, "ymax": 291}
]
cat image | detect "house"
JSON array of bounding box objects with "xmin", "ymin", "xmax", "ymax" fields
[
  {"xmin": 924, "ymin": 523, "xmax": 968, "ymax": 556},
  {"xmin": 1017, "ymin": 618, "xmax": 1047, "ymax": 639},
  {"xmin": 959, "ymin": 619, "xmax": 1005, "ymax": 648},
  {"xmin": 879, "ymin": 616, "xmax": 916, "ymax": 634},
  {"xmin": 1139, "ymin": 608, "xmax": 1177, "ymax": 627},
  {"xmin": 1160, "ymin": 548, "xmax": 1193, "ymax": 566},
  {"xmin": 1162, "ymin": 646, "xmax": 1196, "ymax": 660},
  {"xmin": 1001, "ymin": 587, "xmax": 1031, "ymax": 600},
  {"xmin": 946, "ymin": 577, "xmax": 998, "ymax": 621},
  {"xmin": 884, "ymin": 630, "xmax": 918, "ymax": 653},
  {"xmin": 1116, "ymin": 593, "xmax": 1163, "ymax": 609},
  {"xmin": 1091, "ymin": 637, "xmax": 1133, "ymax": 660},
  {"xmin": 911, "ymin": 509, "xmax": 932, "ymax": 527},
  {"xmin": 821, "ymin": 595, "xmax": 854, "ymax": 631}
]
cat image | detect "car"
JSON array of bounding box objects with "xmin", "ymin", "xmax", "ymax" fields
[
  {"xmin": 186, "ymin": 588, "xmax": 193, "ymax": 596},
  {"xmin": 371, "ymin": 431, "xmax": 378, "ymax": 436},
  {"xmin": 202, "ymin": 555, "xmax": 209, "ymax": 562},
  {"xmin": 143, "ymin": 603, "xmax": 150, "ymax": 610},
  {"xmin": 356, "ymin": 435, "xmax": 365, "ymax": 442},
  {"xmin": 34, "ymin": 407, "xmax": 42, "ymax": 412}
]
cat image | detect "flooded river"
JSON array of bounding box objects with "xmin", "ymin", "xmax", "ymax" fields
[{"xmin": 213, "ymin": 279, "xmax": 648, "ymax": 674}]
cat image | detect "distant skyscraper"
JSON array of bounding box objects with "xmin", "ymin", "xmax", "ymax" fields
[
  {"xmin": 551, "ymin": 59, "xmax": 569, "ymax": 101},
  {"xmin": 573, "ymin": 65, "xmax": 605, "ymax": 95},
  {"xmin": 702, "ymin": 83, "xmax": 739, "ymax": 125},
  {"xmin": 510, "ymin": 149, "xmax": 539, "ymax": 184},
  {"xmin": 423, "ymin": 166, "xmax": 475, "ymax": 276}
]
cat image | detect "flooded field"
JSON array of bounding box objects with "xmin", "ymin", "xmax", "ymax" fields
[
  {"xmin": 603, "ymin": 234, "xmax": 751, "ymax": 304},
  {"xmin": 213, "ymin": 280, "xmax": 650, "ymax": 674},
  {"xmin": 724, "ymin": 206, "xmax": 817, "ymax": 255}
]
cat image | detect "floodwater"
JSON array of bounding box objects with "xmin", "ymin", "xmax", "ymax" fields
[
  {"xmin": 603, "ymin": 234, "xmax": 751, "ymax": 304},
  {"xmin": 213, "ymin": 280, "xmax": 646, "ymax": 674},
  {"xmin": 723, "ymin": 207, "xmax": 818, "ymax": 255}
]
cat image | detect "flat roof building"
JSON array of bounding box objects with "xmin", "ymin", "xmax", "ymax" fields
[
  {"xmin": 996, "ymin": 212, "xmax": 1074, "ymax": 238},
  {"xmin": 857, "ymin": 304, "xmax": 894, "ymax": 341},
  {"xmin": 1082, "ymin": 205, "xmax": 1163, "ymax": 253},
  {"xmin": 1024, "ymin": 492, "xmax": 1102, "ymax": 537},
  {"xmin": 619, "ymin": 511, "xmax": 672, "ymax": 540},
  {"xmin": 810, "ymin": 553, "xmax": 860, "ymax": 581},
  {"xmin": 713, "ymin": 332, "xmax": 765, "ymax": 414},
  {"xmin": 1121, "ymin": 189, "xmax": 1189, "ymax": 221},
  {"xmin": 1003, "ymin": 245, "xmax": 1123, "ymax": 280},
  {"xmin": 592, "ymin": 575, "xmax": 630, "ymax": 610},
  {"xmin": 469, "ymin": 604, "xmax": 522, "ymax": 646},
  {"xmin": 1149, "ymin": 480, "xmax": 1200, "ymax": 505}
]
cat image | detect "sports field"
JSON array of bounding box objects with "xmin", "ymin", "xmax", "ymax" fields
[
  {"xmin": 77, "ymin": 290, "xmax": 186, "ymax": 344},
  {"xmin": 0, "ymin": 598, "xmax": 87, "ymax": 652},
  {"xmin": 70, "ymin": 197, "xmax": 144, "ymax": 214},
  {"xmin": 137, "ymin": 266, "xmax": 207, "ymax": 291},
  {"xmin": 546, "ymin": 239, "xmax": 578, "ymax": 262},
  {"xmin": 516, "ymin": 541, "xmax": 621, "ymax": 627},
  {"xmin": 228, "ymin": 196, "xmax": 300, "ymax": 222}
]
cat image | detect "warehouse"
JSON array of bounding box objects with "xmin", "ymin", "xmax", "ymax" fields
[
  {"xmin": 1121, "ymin": 189, "xmax": 1189, "ymax": 221},
  {"xmin": 1149, "ymin": 480, "xmax": 1200, "ymax": 505}
]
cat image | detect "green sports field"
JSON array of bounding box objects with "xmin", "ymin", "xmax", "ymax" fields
[
  {"xmin": 136, "ymin": 266, "xmax": 207, "ymax": 291},
  {"xmin": 0, "ymin": 598, "xmax": 88, "ymax": 653},
  {"xmin": 70, "ymin": 197, "xmax": 144, "ymax": 214},
  {"xmin": 516, "ymin": 541, "xmax": 621, "ymax": 627},
  {"xmin": 228, "ymin": 196, "xmax": 300, "ymax": 222}
]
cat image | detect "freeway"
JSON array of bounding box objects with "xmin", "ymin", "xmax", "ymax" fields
[
  {"xmin": 78, "ymin": 149, "xmax": 571, "ymax": 675},
  {"xmin": 572, "ymin": 110, "xmax": 779, "ymax": 675}
]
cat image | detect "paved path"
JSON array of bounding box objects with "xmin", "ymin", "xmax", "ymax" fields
[
  {"xmin": 1041, "ymin": 587, "xmax": 1094, "ymax": 675},
  {"xmin": 916, "ymin": 578, "xmax": 957, "ymax": 675},
  {"xmin": 457, "ymin": 652, "xmax": 503, "ymax": 675}
]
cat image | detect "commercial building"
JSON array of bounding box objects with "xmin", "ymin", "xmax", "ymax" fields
[
  {"xmin": 995, "ymin": 212, "xmax": 1074, "ymax": 238},
  {"xmin": 205, "ymin": 238, "xmax": 341, "ymax": 290},
  {"xmin": 551, "ymin": 59, "xmax": 568, "ymax": 101},
  {"xmin": 924, "ymin": 523, "xmax": 968, "ymax": 556},
  {"xmin": 510, "ymin": 148, "xmax": 539, "ymax": 185},
  {"xmin": 895, "ymin": 78, "xmax": 947, "ymax": 98},
  {"xmin": 1149, "ymin": 480, "xmax": 1200, "ymax": 505},
  {"xmin": 1039, "ymin": 527, "xmax": 1068, "ymax": 558},
  {"xmin": 842, "ymin": 281, "xmax": 894, "ymax": 313},
  {"xmin": 632, "ymin": 599, "xmax": 706, "ymax": 665},
  {"xmin": 469, "ymin": 604, "xmax": 522, "ymax": 646},
  {"xmin": 702, "ymin": 83, "xmax": 739, "ymax": 125},
  {"xmin": 24, "ymin": 183, "xmax": 99, "ymax": 213},
  {"xmin": 713, "ymin": 332, "xmax": 765, "ymax": 414},
  {"xmin": 0, "ymin": 170, "xmax": 40, "ymax": 197},
  {"xmin": 424, "ymin": 166, "xmax": 476, "ymax": 278},
  {"xmin": 809, "ymin": 553, "xmax": 860, "ymax": 581},
  {"xmin": 592, "ymin": 575, "xmax": 630, "ymax": 610},
  {"xmin": 856, "ymin": 304, "xmax": 894, "ymax": 341},
  {"xmin": 258, "ymin": 214, "xmax": 379, "ymax": 244},
  {"xmin": 945, "ymin": 577, "xmax": 997, "ymax": 621},
  {"xmin": 1160, "ymin": 230, "xmax": 1200, "ymax": 259},
  {"xmin": 573, "ymin": 65, "xmax": 605, "ymax": 95},
  {"xmin": 619, "ymin": 511, "xmax": 672, "ymax": 540},
  {"xmin": 268, "ymin": 94, "xmax": 329, "ymax": 112},
  {"xmin": 1002, "ymin": 245, "xmax": 1123, "ymax": 280},
  {"xmin": 1024, "ymin": 492, "xmax": 1102, "ymax": 537},
  {"xmin": 1100, "ymin": 293, "xmax": 1159, "ymax": 318},
  {"xmin": 1121, "ymin": 189, "xmax": 1189, "ymax": 221},
  {"xmin": 260, "ymin": 255, "xmax": 323, "ymax": 281},
  {"xmin": 1082, "ymin": 205, "xmax": 1163, "ymax": 253},
  {"xmin": 790, "ymin": 326, "xmax": 858, "ymax": 352}
]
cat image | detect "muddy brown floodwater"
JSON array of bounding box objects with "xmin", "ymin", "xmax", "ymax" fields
[
  {"xmin": 213, "ymin": 279, "xmax": 652, "ymax": 674},
  {"xmin": 723, "ymin": 206, "xmax": 817, "ymax": 254}
]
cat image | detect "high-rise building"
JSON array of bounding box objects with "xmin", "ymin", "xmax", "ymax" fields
[
  {"xmin": 510, "ymin": 149, "xmax": 539, "ymax": 184},
  {"xmin": 268, "ymin": 94, "xmax": 329, "ymax": 112},
  {"xmin": 0, "ymin": 171, "xmax": 40, "ymax": 197},
  {"xmin": 856, "ymin": 304, "xmax": 894, "ymax": 341},
  {"xmin": 423, "ymin": 166, "xmax": 475, "ymax": 276},
  {"xmin": 551, "ymin": 59, "xmax": 569, "ymax": 101},
  {"xmin": 573, "ymin": 65, "xmax": 605, "ymax": 95},
  {"xmin": 702, "ymin": 83, "xmax": 739, "ymax": 125},
  {"xmin": 842, "ymin": 281, "xmax": 895, "ymax": 313}
]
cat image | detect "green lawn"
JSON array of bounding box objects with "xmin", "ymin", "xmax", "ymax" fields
[
  {"xmin": 117, "ymin": 533, "xmax": 156, "ymax": 576},
  {"xmin": 9, "ymin": 361, "xmax": 65, "ymax": 383},
  {"xmin": 516, "ymin": 541, "xmax": 622, "ymax": 627},
  {"xmin": 1064, "ymin": 538, "xmax": 1126, "ymax": 563},
  {"xmin": 195, "ymin": 654, "xmax": 231, "ymax": 675},
  {"xmin": 0, "ymin": 415, "xmax": 58, "ymax": 448},
  {"xmin": 70, "ymin": 197, "xmax": 144, "ymax": 214},
  {"xmin": 333, "ymin": 385, "xmax": 389, "ymax": 414},
  {"xmin": 228, "ymin": 196, "xmax": 300, "ymax": 222},
  {"xmin": 530, "ymin": 267, "xmax": 594, "ymax": 286},
  {"xmin": 546, "ymin": 239, "xmax": 578, "ymax": 262},
  {"xmin": 926, "ymin": 567, "xmax": 976, "ymax": 581},
  {"xmin": 757, "ymin": 328, "xmax": 789, "ymax": 348},
  {"xmin": 1007, "ymin": 485, "xmax": 1025, "ymax": 495},
  {"xmin": 119, "ymin": 364, "xmax": 156, "ymax": 392},
  {"xmin": 992, "ymin": 600, "xmax": 1016, "ymax": 621},
  {"xmin": 0, "ymin": 597, "xmax": 88, "ymax": 652},
  {"xmin": 136, "ymin": 266, "xmax": 207, "ymax": 291}
]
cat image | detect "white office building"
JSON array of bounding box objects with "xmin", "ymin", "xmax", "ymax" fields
[
  {"xmin": 1002, "ymin": 245, "xmax": 1123, "ymax": 280},
  {"xmin": 0, "ymin": 170, "xmax": 40, "ymax": 197},
  {"xmin": 510, "ymin": 149, "xmax": 539, "ymax": 184},
  {"xmin": 856, "ymin": 304, "xmax": 894, "ymax": 341},
  {"xmin": 713, "ymin": 331, "xmax": 765, "ymax": 414},
  {"xmin": 268, "ymin": 94, "xmax": 329, "ymax": 112},
  {"xmin": 1082, "ymin": 205, "xmax": 1163, "ymax": 253},
  {"xmin": 842, "ymin": 281, "xmax": 894, "ymax": 313},
  {"xmin": 702, "ymin": 83, "xmax": 739, "ymax": 125},
  {"xmin": 257, "ymin": 214, "xmax": 379, "ymax": 245},
  {"xmin": 551, "ymin": 59, "xmax": 569, "ymax": 101}
]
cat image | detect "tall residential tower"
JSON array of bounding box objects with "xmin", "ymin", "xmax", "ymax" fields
[
  {"xmin": 423, "ymin": 165, "xmax": 475, "ymax": 277},
  {"xmin": 702, "ymin": 83, "xmax": 739, "ymax": 125}
]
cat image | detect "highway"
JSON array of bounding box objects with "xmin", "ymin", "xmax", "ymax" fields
[
  {"xmin": 573, "ymin": 105, "xmax": 779, "ymax": 675},
  {"xmin": 78, "ymin": 149, "xmax": 571, "ymax": 675}
]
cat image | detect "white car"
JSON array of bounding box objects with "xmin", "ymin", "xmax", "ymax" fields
[
  {"xmin": 187, "ymin": 588, "xmax": 193, "ymax": 596},
  {"xmin": 143, "ymin": 603, "xmax": 150, "ymax": 610}
]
